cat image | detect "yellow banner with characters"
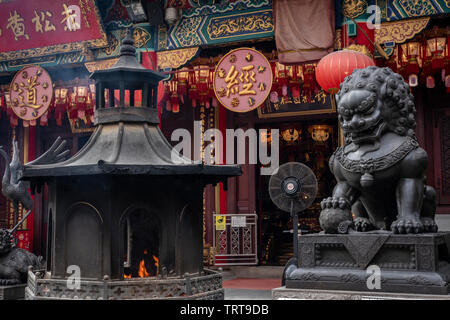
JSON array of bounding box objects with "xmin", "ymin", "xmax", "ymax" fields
[{"xmin": 215, "ymin": 215, "xmax": 226, "ymax": 231}]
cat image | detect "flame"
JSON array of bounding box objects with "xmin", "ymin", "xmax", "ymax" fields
[
  {"xmin": 138, "ymin": 259, "xmax": 150, "ymax": 278},
  {"xmin": 153, "ymin": 255, "xmax": 159, "ymax": 276},
  {"xmin": 124, "ymin": 251, "xmax": 159, "ymax": 279}
]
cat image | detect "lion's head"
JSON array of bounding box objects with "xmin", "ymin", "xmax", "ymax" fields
[
  {"xmin": 336, "ymin": 66, "xmax": 416, "ymax": 145},
  {"xmin": 0, "ymin": 229, "xmax": 12, "ymax": 255}
]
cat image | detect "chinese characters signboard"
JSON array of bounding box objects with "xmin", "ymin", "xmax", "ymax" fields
[
  {"xmin": 0, "ymin": 0, "xmax": 107, "ymax": 61},
  {"xmin": 10, "ymin": 66, "xmax": 53, "ymax": 121},
  {"xmin": 257, "ymin": 90, "xmax": 336, "ymax": 119},
  {"xmin": 214, "ymin": 48, "xmax": 272, "ymax": 113}
]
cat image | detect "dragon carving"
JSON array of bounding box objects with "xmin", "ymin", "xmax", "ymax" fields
[{"xmin": 319, "ymin": 66, "xmax": 437, "ymax": 234}]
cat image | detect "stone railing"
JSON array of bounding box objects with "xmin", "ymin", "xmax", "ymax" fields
[{"xmin": 25, "ymin": 268, "xmax": 223, "ymax": 300}]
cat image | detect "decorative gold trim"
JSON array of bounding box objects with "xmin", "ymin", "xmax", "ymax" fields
[
  {"xmin": 342, "ymin": 0, "xmax": 368, "ymax": 19},
  {"xmin": 375, "ymin": 17, "xmax": 430, "ymax": 44},
  {"xmin": 157, "ymin": 47, "xmax": 199, "ymax": 70},
  {"xmin": 206, "ymin": 9, "xmax": 273, "ymax": 41},
  {"xmin": 0, "ymin": 0, "xmax": 108, "ymax": 62},
  {"xmin": 335, "ymin": 28, "xmax": 342, "ymax": 50},
  {"xmin": 345, "ymin": 44, "xmax": 373, "ymax": 58},
  {"xmin": 67, "ymin": 112, "xmax": 95, "ymax": 134},
  {"xmin": 133, "ymin": 27, "xmax": 151, "ymax": 49},
  {"xmin": 257, "ymin": 95, "xmax": 337, "ymax": 119},
  {"xmin": 24, "ymin": 126, "xmax": 29, "ymax": 164},
  {"xmin": 158, "ymin": 24, "xmax": 168, "ymax": 51},
  {"xmin": 84, "ymin": 58, "xmax": 119, "ymax": 72}
]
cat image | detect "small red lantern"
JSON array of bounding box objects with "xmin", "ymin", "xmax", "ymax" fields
[{"xmin": 315, "ymin": 49, "xmax": 375, "ymax": 94}]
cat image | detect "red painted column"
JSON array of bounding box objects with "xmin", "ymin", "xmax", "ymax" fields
[
  {"xmin": 218, "ymin": 103, "xmax": 227, "ymax": 215},
  {"xmin": 341, "ymin": 20, "xmax": 375, "ymax": 55},
  {"xmin": 19, "ymin": 126, "xmax": 35, "ymax": 252}
]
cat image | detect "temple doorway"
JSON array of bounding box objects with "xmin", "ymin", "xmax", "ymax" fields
[{"xmin": 257, "ymin": 119, "xmax": 338, "ymax": 265}]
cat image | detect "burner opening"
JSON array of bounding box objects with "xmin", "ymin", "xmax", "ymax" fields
[{"xmin": 121, "ymin": 208, "xmax": 160, "ymax": 279}]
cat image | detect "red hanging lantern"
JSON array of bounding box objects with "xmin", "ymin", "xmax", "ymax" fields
[
  {"xmin": 85, "ymin": 83, "xmax": 95, "ymax": 125},
  {"xmin": 4, "ymin": 93, "xmax": 18, "ymax": 128},
  {"xmin": 54, "ymin": 88, "xmax": 68, "ymax": 126},
  {"xmin": 195, "ymin": 65, "xmax": 210, "ymax": 107},
  {"xmin": 315, "ymin": 49, "xmax": 375, "ymax": 94},
  {"xmin": 302, "ymin": 64, "xmax": 318, "ymax": 102},
  {"xmin": 68, "ymin": 87, "xmax": 78, "ymax": 125},
  {"xmin": 399, "ymin": 42, "xmax": 420, "ymax": 87},
  {"xmin": 171, "ymin": 93, "xmax": 180, "ymax": 113},
  {"xmin": 275, "ymin": 62, "xmax": 289, "ymax": 97},
  {"xmin": 176, "ymin": 68, "xmax": 189, "ymax": 104},
  {"xmin": 187, "ymin": 67, "xmax": 197, "ymax": 107},
  {"xmin": 169, "ymin": 80, "xmax": 180, "ymax": 113},
  {"xmin": 158, "ymin": 81, "xmax": 170, "ymax": 111},
  {"xmin": 39, "ymin": 110, "xmax": 49, "ymax": 126},
  {"xmin": 269, "ymin": 57, "xmax": 279, "ymax": 103},
  {"xmin": 427, "ymin": 27, "xmax": 447, "ymax": 71},
  {"xmin": 75, "ymin": 86, "xmax": 88, "ymax": 119},
  {"xmin": 288, "ymin": 65, "xmax": 302, "ymax": 98},
  {"xmin": 445, "ymin": 34, "xmax": 450, "ymax": 93},
  {"xmin": 420, "ymin": 41, "xmax": 435, "ymax": 88}
]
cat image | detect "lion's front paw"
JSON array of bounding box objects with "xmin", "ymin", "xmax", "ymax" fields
[
  {"xmin": 420, "ymin": 217, "xmax": 438, "ymax": 233},
  {"xmin": 354, "ymin": 217, "xmax": 373, "ymax": 232},
  {"xmin": 391, "ymin": 218, "xmax": 424, "ymax": 234},
  {"xmin": 319, "ymin": 197, "xmax": 353, "ymax": 234}
]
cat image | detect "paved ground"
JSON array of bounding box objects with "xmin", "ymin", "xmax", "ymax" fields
[
  {"xmin": 225, "ymin": 288, "xmax": 273, "ymax": 300},
  {"xmin": 223, "ymin": 278, "xmax": 281, "ymax": 300}
]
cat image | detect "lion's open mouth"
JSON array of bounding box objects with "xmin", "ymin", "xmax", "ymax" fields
[{"xmin": 349, "ymin": 120, "xmax": 385, "ymax": 143}]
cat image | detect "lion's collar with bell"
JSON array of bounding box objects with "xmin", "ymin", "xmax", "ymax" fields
[{"xmin": 334, "ymin": 136, "xmax": 419, "ymax": 187}]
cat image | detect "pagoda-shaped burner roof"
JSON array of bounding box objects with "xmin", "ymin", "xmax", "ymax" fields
[
  {"xmin": 22, "ymin": 28, "xmax": 241, "ymax": 181},
  {"xmin": 22, "ymin": 121, "xmax": 240, "ymax": 178},
  {"xmin": 90, "ymin": 27, "xmax": 164, "ymax": 84}
]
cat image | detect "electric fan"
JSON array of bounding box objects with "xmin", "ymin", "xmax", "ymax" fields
[{"xmin": 268, "ymin": 162, "xmax": 318, "ymax": 282}]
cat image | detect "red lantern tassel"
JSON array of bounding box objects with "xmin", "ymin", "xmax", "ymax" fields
[
  {"xmin": 40, "ymin": 111, "xmax": 49, "ymax": 126},
  {"xmin": 171, "ymin": 93, "xmax": 179, "ymax": 113},
  {"xmin": 68, "ymin": 89, "xmax": 78, "ymax": 120},
  {"xmin": 4, "ymin": 93, "xmax": 18, "ymax": 128}
]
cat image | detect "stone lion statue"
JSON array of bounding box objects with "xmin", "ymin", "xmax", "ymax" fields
[
  {"xmin": 0, "ymin": 229, "xmax": 43, "ymax": 285},
  {"xmin": 319, "ymin": 66, "xmax": 437, "ymax": 234}
]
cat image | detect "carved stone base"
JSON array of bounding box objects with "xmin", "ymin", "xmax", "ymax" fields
[
  {"xmin": 285, "ymin": 232, "xmax": 450, "ymax": 295},
  {"xmin": 272, "ymin": 287, "xmax": 450, "ymax": 300},
  {"xmin": 25, "ymin": 269, "xmax": 223, "ymax": 300},
  {"xmin": 0, "ymin": 284, "xmax": 26, "ymax": 300}
]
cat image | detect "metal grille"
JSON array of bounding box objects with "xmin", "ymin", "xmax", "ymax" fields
[{"xmin": 213, "ymin": 213, "xmax": 258, "ymax": 265}]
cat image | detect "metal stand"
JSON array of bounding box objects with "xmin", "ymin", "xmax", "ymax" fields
[{"xmin": 290, "ymin": 200, "xmax": 299, "ymax": 265}]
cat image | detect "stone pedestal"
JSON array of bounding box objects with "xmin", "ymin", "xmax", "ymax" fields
[
  {"xmin": 0, "ymin": 284, "xmax": 26, "ymax": 300},
  {"xmin": 284, "ymin": 232, "xmax": 450, "ymax": 295},
  {"xmin": 272, "ymin": 287, "xmax": 450, "ymax": 300}
]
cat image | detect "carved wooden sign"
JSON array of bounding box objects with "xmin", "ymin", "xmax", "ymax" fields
[
  {"xmin": 0, "ymin": 0, "xmax": 107, "ymax": 62},
  {"xmin": 9, "ymin": 65, "xmax": 53, "ymax": 121},
  {"xmin": 213, "ymin": 47, "xmax": 272, "ymax": 113}
]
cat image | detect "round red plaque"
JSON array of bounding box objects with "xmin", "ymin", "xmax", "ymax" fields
[
  {"xmin": 9, "ymin": 66, "xmax": 53, "ymax": 121},
  {"xmin": 213, "ymin": 48, "xmax": 272, "ymax": 113}
]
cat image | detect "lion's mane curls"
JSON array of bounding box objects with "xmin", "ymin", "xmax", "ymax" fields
[{"xmin": 336, "ymin": 66, "xmax": 417, "ymax": 139}]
